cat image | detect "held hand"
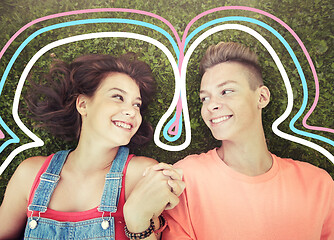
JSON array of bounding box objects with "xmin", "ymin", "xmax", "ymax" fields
[
  {"xmin": 149, "ymin": 163, "xmax": 185, "ymax": 209},
  {"xmin": 124, "ymin": 163, "xmax": 185, "ymax": 231}
]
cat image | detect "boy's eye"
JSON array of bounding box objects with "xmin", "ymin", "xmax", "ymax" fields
[
  {"xmin": 200, "ymin": 96, "xmax": 209, "ymax": 103},
  {"xmin": 222, "ymin": 90, "xmax": 233, "ymax": 95}
]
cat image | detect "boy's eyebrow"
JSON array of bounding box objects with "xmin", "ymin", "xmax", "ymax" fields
[
  {"xmin": 108, "ymin": 88, "xmax": 142, "ymax": 101},
  {"xmin": 199, "ymin": 80, "xmax": 238, "ymax": 94},
  {"xmin": 217, "ymin": 80, "xmax": 238, "ymax": 87}
]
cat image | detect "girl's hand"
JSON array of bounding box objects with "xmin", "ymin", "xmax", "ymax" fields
[
  {"xmin": 123, "ymin": 163, "xmax": 185, "ymax": 233},
  {"xmin": 149, "ymin": 163, "xmax": 185, "ymax": 209}
]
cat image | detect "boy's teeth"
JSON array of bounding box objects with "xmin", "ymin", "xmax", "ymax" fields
[
  {"xmin": 115, "ymin": 121, "xmax": 131, "ymax": 129},
  {"xmin": 212, "ymin": 116, "xmax": 230, "ymax": 124}
]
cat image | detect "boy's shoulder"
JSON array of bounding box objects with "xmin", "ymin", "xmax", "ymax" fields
[
  {"xmin": 273, "ymin": 154, "xmax": 333, "ymax": 183},
  {"xmin": 175, "ymin": 149, "xmax": 216, "ymax": 168}
]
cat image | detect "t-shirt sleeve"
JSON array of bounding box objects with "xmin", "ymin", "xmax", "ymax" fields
[
  {"xmin": 321, "ymin": 178, "xmax": 334, "ymax": 240},
  {"xmin": 162, "ymin": 188, "xmax": 195, "ymax": 240}
]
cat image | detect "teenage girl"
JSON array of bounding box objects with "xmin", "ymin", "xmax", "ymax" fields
[{"xmin": 0, "ymin": 54, "xmax": 184, "ymax": 239}]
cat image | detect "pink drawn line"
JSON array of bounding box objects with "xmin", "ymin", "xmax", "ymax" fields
[
  {"xmin": 180, "ymin": 6, "xmax": 333, "ymax": 134},
  {"xmin": 0, "ymin": 8, "xmax": 183, "ymax": 61},
  {"xmin": 0, "ymin": 129, "xmax": 4, "ymax": 139},
  {"xmin": 168, "ymin": 97, "xmax": 182, "ymax": 136},
  {"xmin": 1, "ymin": 7, "xmax": 331, "ymax": 134},
  {"xmin": 0, "ymin": 7, "xmax": 186, "ymax": 138}
]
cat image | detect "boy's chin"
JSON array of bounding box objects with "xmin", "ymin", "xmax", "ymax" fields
[{"xmin": 211, "ymin": 133, "xmax": 226, "ymax": 141}]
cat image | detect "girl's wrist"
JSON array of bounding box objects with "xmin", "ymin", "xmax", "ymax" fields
[
  {"xmin": 124, "ymin": 216, "xmax": 165, "ymax": 239},
  {"xmin": 123, "ymin": 202, "xmax": 152, "ymax": 232},
  {"xmin": 124, "ymin": 218, "xmax": 155, "ymax": 239}
]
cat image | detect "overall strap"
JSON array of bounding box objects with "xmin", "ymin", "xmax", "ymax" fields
[
  {"xmin": 28, "ymin": 150, "xmax": 71, "ymax": 213},
  {"xmin": 98, "ymin": 146, "xmax": 129, "ymax": 213}
]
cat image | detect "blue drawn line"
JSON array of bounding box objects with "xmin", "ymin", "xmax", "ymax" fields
[
  {"xmin": 163, "ymin": 112, "xmax": 183, "ymax": 142},
  {"xmin": 185, "ymin": 16, "xmax": 334, "ymax": 147},
  {"xmin": 0, "ymin": 116, "xmax": 19, "ymax": 152},
  {"xmin": 0, "ymin": 18, "xmax": 181, "ymax": 152},
  {"xmin": 0, "ymin": 18, "xmax": 179, "ymax": 95}
]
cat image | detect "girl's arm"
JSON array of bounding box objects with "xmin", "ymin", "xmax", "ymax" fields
[
  {"xmin": 124, "ymin": 157, "xmax": 185, "ymax": 240},
  {"xmin": 0, "ymin": 157, "xmax": 45, "ymax": 239}
]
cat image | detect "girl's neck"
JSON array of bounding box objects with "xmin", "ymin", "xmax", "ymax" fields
[{"xmin": 67, "ymin": 137, "xmax": 120, "ymax": 174}]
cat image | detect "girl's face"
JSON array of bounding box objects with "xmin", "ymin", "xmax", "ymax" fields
[{"xmin": 79, "ymin": 73, "xmax": 143, "ymax": 147}]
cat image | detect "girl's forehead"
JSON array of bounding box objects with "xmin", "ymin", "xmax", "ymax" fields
[{"xmin": 99, "ymin": 73, "xmax": 138, "ymax": 91}]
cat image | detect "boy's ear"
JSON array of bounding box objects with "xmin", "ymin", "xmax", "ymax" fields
[
  {"xmin": 76, "ymin": 94, "xmax": 89, "ymax": 116},
  {"xmin": 257, "ymin": 85, "xmax": 270, "ymax": 109}
]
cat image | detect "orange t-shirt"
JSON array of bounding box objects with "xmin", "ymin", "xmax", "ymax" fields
[{"xmin": 163, "ymin": 149, "xmax": 334, "ymax": 240}]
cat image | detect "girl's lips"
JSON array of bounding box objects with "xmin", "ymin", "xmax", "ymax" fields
[{"xmin": 210, "ymin": 115, "xmax": 232, "ymax": 124}]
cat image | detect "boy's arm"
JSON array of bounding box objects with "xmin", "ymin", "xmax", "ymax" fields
[
  {"xmin": 162, "ymin": 188, "xmax": 195, "ymax": 240},
  {"xmin": 321, "ymin": 180, "xmax": 334, "ymax": 240}
]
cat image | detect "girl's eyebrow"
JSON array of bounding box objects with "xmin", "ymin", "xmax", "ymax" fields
[
  {"xmin": 199, "ymin": 80, "xmax": 237, "ymax": 94},
  {"xmin": 108, "ymin": 88, "xmax": 142, "ymax": 101},
  {"xmin": 108, "ymin": 87, "xmax": 126, "ymax": 93}
]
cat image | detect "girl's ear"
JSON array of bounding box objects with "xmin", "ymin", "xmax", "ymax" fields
[
  {"xmin": 76, "ymin": 94, "xmax": 89, "ymax": 116},
  {"xmin": 257, "ymin": 85, "xmax": 270, "ymax": 109}
]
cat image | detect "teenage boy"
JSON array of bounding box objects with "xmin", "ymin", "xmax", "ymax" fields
[{"xmin": 162, "ymin": 42, "xmax": 334, "ymax": 240}]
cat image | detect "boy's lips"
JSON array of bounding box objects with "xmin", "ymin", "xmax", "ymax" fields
[{"xmin": 210, "ymin": 115, "xmax": 232, "ymax": 124}]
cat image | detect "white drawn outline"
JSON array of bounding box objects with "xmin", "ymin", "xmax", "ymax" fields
[
  {"xmin": 1, "ymin": 25, "xmax": 332, "ymax": 175},
  {"xmin": 181, "ymin": 23, "xmax": 333, "ymax": 160},
  {"xmin": 0, "ymin": 32, "xmax": 181, "ymax": 175}
]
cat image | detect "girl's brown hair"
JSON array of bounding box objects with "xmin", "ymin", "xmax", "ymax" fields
[{"xmin": 25, "ymin": 53, "xmax": 155, "ymax": 147}]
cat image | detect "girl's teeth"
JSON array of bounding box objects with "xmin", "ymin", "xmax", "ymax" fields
[{"xmin": 115, "ymin": 122, "xmax": 131, "ymax": 129}]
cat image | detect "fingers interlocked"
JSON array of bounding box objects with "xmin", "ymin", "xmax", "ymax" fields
[{"xmin": 143, "ymin": 162, "xmax": 185, "ymax": 208}]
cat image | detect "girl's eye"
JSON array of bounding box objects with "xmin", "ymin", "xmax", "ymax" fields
[
  {"xmin": 133, "ymin": 103, "xmax": 142, "ymax": 108},
  {"xmin": 112, "ymin": 94, "xmax": 123, "ymax": 101},
  {"xmin": 200, "ymin": 96, "xmax": 209, "ymax": 103}
]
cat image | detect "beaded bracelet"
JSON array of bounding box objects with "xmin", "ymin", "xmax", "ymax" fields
[
  {"xmin": 154, "ymin": 215, "xmax": 167, "ymax": 234},
  {"xmin": 124, "ymin": 219, "xmax": 155, "ymax": 239}
]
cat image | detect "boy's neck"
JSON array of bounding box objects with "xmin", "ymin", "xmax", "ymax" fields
[{"xmin": 217, "ymin": 136, "xmax": 272, "ymax": 177}]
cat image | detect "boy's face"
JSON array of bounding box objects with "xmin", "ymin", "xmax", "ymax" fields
[{"xmin": 199, "ymin": 62, "xmax": 267, "ymax": 142}]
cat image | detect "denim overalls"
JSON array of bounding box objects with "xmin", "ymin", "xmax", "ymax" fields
[{"xmin": 24, "ymin": 146, "xmax": 129, "ymax": 240}]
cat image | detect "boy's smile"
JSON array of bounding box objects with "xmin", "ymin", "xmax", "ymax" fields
[{"xmin": 210, "ymin": 115, "xmax": 232, "ymax": 124}]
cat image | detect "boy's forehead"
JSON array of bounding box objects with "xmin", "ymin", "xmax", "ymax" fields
[{"xmin": 200, "ymin": 62, "xmax": 249, "ymax": 89}]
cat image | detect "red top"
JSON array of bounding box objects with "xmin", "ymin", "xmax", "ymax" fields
[{"xmin": 27, "ymin": 153, "xmax": 134, "ymax": 239}]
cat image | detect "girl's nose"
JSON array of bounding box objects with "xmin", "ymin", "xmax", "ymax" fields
[{"xmin": 122, "ymin": 106, "xmax": 136, "ymax": 117}]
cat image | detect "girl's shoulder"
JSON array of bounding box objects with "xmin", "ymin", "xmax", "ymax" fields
[
  {"xmin": 127, "ymin": 156, "xmax": 158, "ymax": 179},
  {"xmin": 13, "ymin": 156, "xmax": 48, "ymax": 199},
  {"xmin": 129, "ymin": 156, "xmax": 158, "ymax": 169},
  {"xmin": 18, "ymin": 156, "xmax": 48, "ymax": 178}
]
